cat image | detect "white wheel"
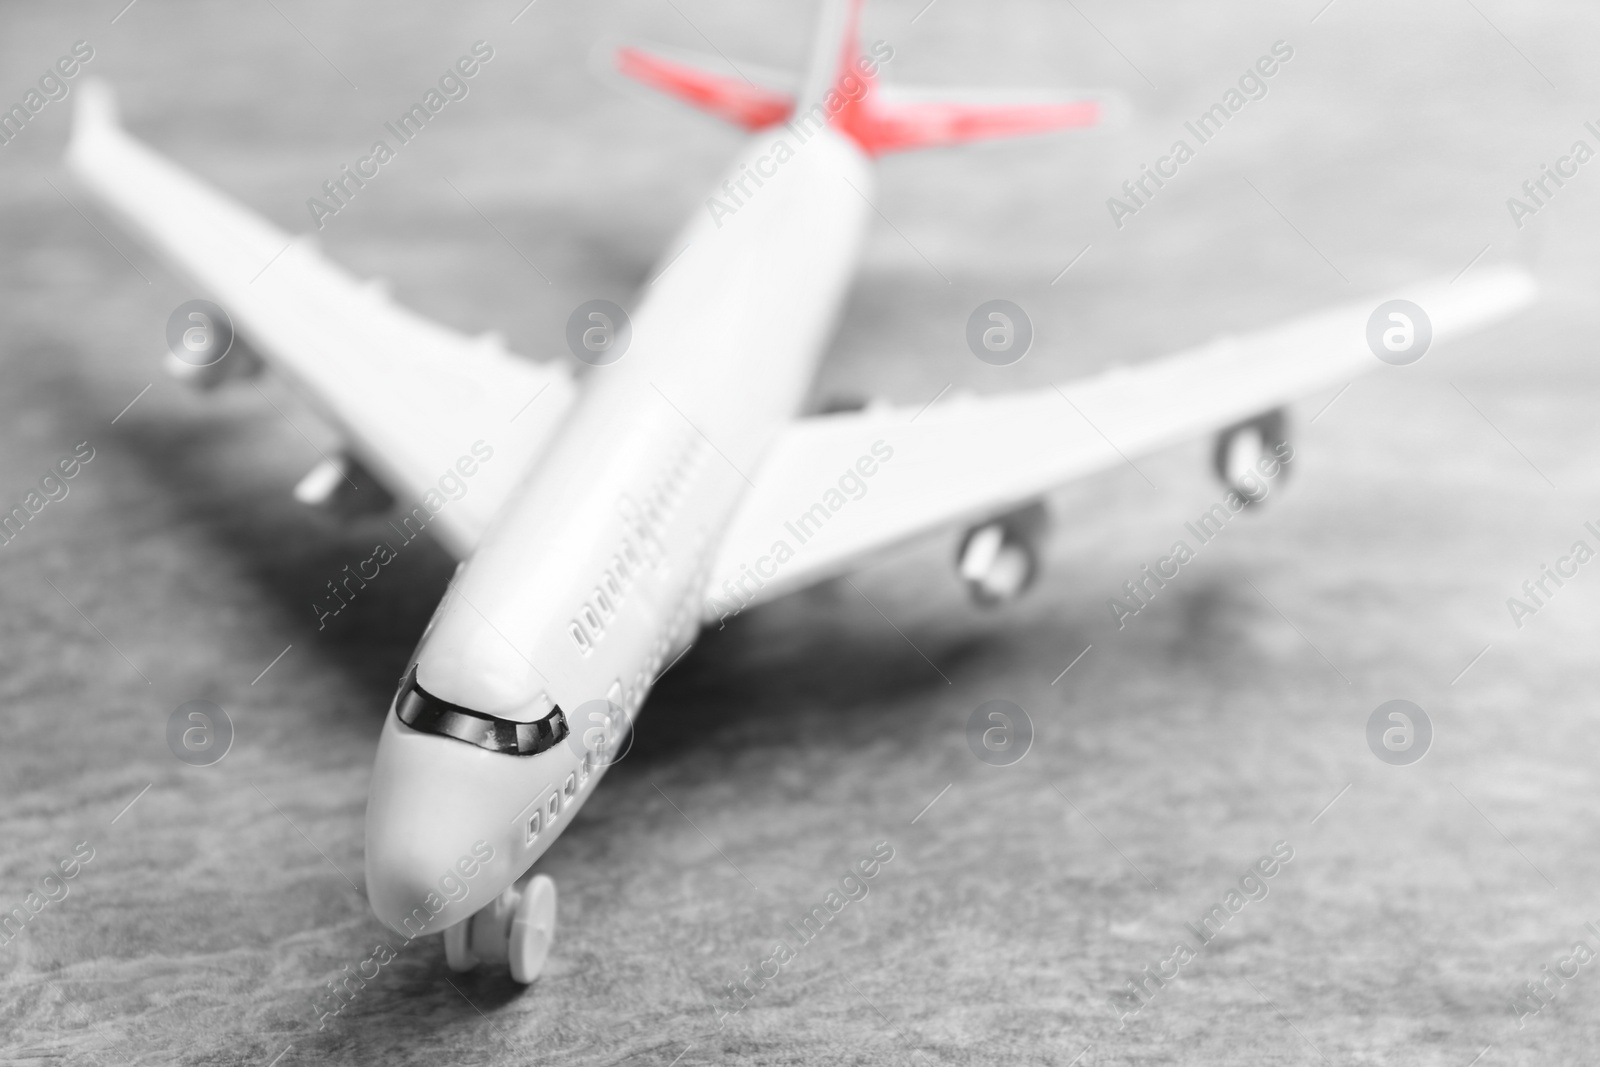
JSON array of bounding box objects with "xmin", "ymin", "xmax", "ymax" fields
[
  {"xmin": 508, "ymin": 874, "xmax": 557, "ymax": 984},
  {"xmin": 443, "ymin": 870, "xmax": 555, "ymax": 981},
  {"xmin": 443, "ymin": 918, "xmax": 478, "ymax": 972},
  {"xmin": 467, "ymin": 883, "xmax": 518, "ymax": 964}
]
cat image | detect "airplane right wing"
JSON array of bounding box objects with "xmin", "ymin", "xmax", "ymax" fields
[{"xmin": 702, "ymin": 266, "xmax": 1537, "ymax": 618}]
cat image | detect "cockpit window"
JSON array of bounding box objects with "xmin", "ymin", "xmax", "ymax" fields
[{"xmin": 393, "ymin": 669, "xmax": 567, "ymax": 756}]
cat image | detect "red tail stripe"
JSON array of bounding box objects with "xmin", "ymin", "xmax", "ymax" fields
[
  {"xmin": 615, "ymin": 47, "xmax": 793, "ymax": 131},
  {"xmin": 840, "ymin": 98, "xmax": 1102, "ymax": 157},
  {"xmin": 616, "ymin": 38, "xmax": 1101, "ymax": 157}
]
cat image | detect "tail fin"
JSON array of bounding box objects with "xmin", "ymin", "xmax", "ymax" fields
[
  {"xmin": 616, "ymin": 0, "xmax": 1103, "ymax": 156},
  {"xmin": 796, "ymin": 0, "xmax": 860, "ymax": 112}
]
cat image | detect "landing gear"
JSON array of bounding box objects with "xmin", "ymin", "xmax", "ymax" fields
[{"xmin": 443, "ymin": 870, "xmax": 557, "ymax": 983}]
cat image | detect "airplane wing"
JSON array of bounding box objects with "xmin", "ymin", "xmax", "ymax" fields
[
  {"xmin": 702, "ymin": 266, "xmax": 1536, "ymax": 619},
  {"xmin": 65, "ymin": 81, "xmax": 576, "ymax": 557}
]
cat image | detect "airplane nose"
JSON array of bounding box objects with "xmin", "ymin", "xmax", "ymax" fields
[{"xmin": 365, "ymin": 710, "xmax": 540, "ymax": 937}]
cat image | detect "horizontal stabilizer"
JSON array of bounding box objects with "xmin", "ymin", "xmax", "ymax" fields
[
  {"xmin": 840, "ymin": 87, "xmax": 1104, "ymax": 155},
  {"xmin": 615, "ymin": 0, "xmax": 1107, "ymax": 156},
  {"xmin": 615, "ymin": 46, "xmax": 794, "ymax": 131}
]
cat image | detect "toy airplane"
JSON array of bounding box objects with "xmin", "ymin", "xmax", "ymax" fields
[{"xmin": 66, "ymin": 0, "xmax": 1535, "ymax": 983}]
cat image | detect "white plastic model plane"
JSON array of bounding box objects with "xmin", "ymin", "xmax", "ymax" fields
[{"xmin": 66, "ymin": 0, "xmax": 1535, "ymax": 982}]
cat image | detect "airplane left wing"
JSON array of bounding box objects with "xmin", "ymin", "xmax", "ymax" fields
[
  {"xmin": 66, "ymin": 81, "xmax": 576, "ymax": 557},
  {"xmin": 702, "ymin": 266, "xmax": 1536, "ymax": 619}
]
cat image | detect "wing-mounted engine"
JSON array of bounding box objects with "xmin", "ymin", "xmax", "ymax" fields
[
  {"xmin": 1213, "ymin": 408, "xmax": 1291, "ymax": 506},
  {"xmin": 164, "ymin": 334, "xmax": 264, "ymax": 390},
  {"xmin": 956, "ymin": 501, "xmax": 1049, "ymax": 605},
  {"xmin": 294, "ymin": 453, "xmax": 395, "ymax": 518}
]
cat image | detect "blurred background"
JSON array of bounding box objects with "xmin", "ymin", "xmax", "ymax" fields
[{"xmin": 2, "ymin": 1, "xmax": 1598, "ymax": 1064}]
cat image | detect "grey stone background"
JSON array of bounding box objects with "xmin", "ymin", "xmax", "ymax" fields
[{"xmin": 2, "ymin": 0, "xmax": 1597, "ymax": 1064}]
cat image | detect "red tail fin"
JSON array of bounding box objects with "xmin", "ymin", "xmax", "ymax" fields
[{"xmin": 616, "ymin": 0, "xmax": 1102, "ymax": 155}]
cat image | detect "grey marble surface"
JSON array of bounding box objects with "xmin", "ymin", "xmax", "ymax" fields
[{"xmin": 2, "ymin": 1, "xmax": 1598, "ymax": 1064}]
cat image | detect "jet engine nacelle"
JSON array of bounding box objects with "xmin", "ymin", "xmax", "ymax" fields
[
  {"xmin": 956, "ymin": 501, "xmax": 1049, "ymax": 606},
  {"xmin": 1212, "ymin": 409, "xmax": 1291, "ymax": 506},
  {"xmin": 163, "ymin": 337, "xmax": 264, "ymax": 390},
  {"xmin": 294, "ymin": 453, "xmax": 395, "ymax": 518}
]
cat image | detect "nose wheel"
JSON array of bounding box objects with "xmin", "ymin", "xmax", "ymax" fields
[{"xmin": 443, "ymin": 871, "xmax": 557, "ymax": 984}]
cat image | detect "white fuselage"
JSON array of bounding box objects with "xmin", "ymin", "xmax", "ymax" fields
[{"xmin": 366, "ymin": 125, "xmax": 873, "ymax": 935}]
